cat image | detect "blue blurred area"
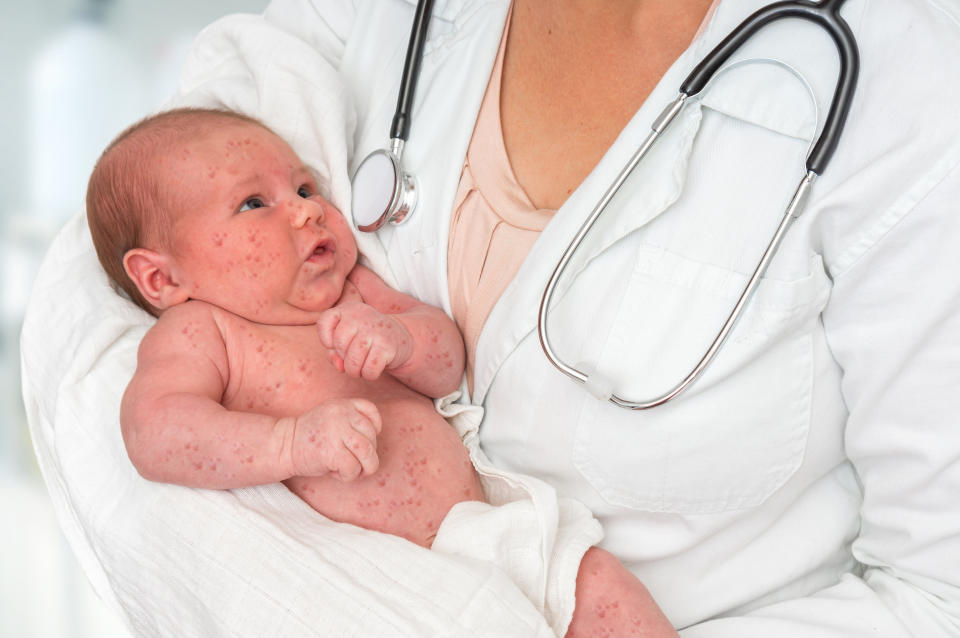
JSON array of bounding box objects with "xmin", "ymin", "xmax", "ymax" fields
[{"xmin": 0, "ymin": 1, "xmax": 268, "ymax": 635}]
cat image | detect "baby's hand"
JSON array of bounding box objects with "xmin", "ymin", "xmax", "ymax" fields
[
  {"xmin": 317, "ymin": 302, "xmax": 413, "ymax": 380},
  {"xmin": 291, "ymin": 398, "xmax": 382, "ymax": 481}
]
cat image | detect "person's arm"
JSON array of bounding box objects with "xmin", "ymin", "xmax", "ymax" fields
[
  {"xmin": 121, "ymin": 302, "xmax": 381, "ymax": 487},
  {"xmin": 317, "ymin": 264, "xmax": 466, "ymax": 398}
]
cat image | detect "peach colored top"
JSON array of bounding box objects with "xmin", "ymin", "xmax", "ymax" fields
[
  {"xmin": 447, "ymin": 10, "xmax": 553, "ymax": 389},
  {"xmin": 447, "ymin": 0, "xmax": 721, "ymax": 387}
]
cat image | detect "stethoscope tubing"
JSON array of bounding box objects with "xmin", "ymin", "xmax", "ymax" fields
[
  {"xmin": 391, "ymin": 0, "xmax": 436, "ymax": 145},
  {"xmin": 537, "ymin": 0, "xmax": 858, "ymax": 409},
  {"xmin": 682, "ymin": 0, "xmax": 858, "ymax": 174}
]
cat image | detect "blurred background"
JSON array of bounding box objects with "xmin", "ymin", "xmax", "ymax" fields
[{"xmin": 1, "ymin": 0, "xmax": 268, "ymax": 635}]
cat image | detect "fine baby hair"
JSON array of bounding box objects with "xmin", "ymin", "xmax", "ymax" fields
[{"xmin": 86, "ymin": 108, "xmax": 271, "ymax": 315}]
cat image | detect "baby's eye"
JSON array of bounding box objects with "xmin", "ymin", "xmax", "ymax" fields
[
  {"xmin": 297, "ymin": 185, "xmax": 313, "ymax": 199},
  {"xmin": 239, "ymin": 197, "xmax": 265, "ymax": 212}
]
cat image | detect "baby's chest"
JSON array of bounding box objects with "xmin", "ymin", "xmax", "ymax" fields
[{"xmin": 223, "ymin": 324, "xmax": 352, "ymax": 416}]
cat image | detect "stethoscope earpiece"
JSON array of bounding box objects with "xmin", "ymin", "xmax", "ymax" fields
[{"xmin": 352, "ymin": 146, "xmax": 418, "ymax": 232}]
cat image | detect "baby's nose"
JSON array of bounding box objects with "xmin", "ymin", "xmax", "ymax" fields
[{"xmin": 290, "ymin": 199, "xmax": 325, "ymax": 228}]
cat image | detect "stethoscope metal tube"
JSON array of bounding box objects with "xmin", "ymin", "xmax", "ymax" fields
[
  {"xmin": 352, "ymin": 0, "xmax": 435, "ymax": 232},
  {"xmin": 538, "ymin": 0, "xmax": 858, "ymax": 409}
]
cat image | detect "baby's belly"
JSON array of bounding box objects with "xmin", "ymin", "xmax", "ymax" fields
[{"xmin": 284, "ymin": 396, "xmax": 484, "ymax": 547}]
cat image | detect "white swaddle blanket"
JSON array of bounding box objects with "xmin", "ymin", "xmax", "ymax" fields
[{"xmin": 20, "ymin": 14, "xmax": 601, "ymax": 637}]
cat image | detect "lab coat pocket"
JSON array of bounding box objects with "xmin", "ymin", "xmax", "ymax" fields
[{"xmin": 571, "ymin": 248, "xmax": 830, "ymax": 514}]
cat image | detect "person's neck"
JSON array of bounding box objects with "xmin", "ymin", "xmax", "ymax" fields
[{"xmin": 529, "ymin": 0, "xmax": 717, "ymax": 39}]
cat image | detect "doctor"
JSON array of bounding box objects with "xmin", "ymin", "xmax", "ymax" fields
[
  {"xmin": 294, "ymin": 0, "xmax": 960, "ymax": 634},
  {"xmin": 305, "ymin": 0, "xmax": 960, "ymax": 633},
  {"xmin": 23, "ymin": 0, "xmax": 959, "ymax": 635}
]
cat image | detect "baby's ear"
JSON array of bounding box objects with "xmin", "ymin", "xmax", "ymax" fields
[{"xmin": 123, "ymin": 248, "xmax": 191, "ymax": 310}]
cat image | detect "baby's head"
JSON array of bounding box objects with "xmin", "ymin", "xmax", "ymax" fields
[{"xmin": 87, "ymin": 108, "xmax": 358, "ymax": 324}]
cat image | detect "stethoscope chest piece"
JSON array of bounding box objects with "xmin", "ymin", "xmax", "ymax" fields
[{"xmin": 351, "ymin": 146, "xmax": 418, "ymax": 232}]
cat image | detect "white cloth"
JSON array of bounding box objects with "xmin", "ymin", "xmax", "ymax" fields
[
  {"xmin": 20, "ymin": 12, "xmax": 601, "ymax": 638},
  {"xmin": 22, "ymin": 0, "xmax": 960, "ymax": 636},
  {"xmin": 433, "ymin": 398, "xmax": 602, "ymax": 635}
]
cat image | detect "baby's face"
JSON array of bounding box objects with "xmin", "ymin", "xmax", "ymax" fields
[{"xmin": 164, "ymin": 121, "xmax": 358, "ymax": 325}]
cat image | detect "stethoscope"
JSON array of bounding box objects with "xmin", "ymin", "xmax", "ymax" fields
[{"xmin": 351, "ymin": 0, "xmax": 859, "ymax": 410}]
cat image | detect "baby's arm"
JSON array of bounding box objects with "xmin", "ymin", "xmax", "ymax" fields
[
  {"xmin": 121, "ymin": 303, "xmax": 381, "ymax": 488},
  {"xmin": 317, "ymin": 265, "xmax": 465, "ymax": 398}
]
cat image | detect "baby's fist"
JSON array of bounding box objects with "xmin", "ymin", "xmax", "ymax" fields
[
  {"xmin": 290, "ymin": 398, "xmax": 382, "ymax": 481},
  {"xmin": 317, "ymin": 302, "xmax": 413, "ymax": 380}
]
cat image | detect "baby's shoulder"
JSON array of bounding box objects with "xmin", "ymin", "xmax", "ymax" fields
[
  {"xmin": 143, "ymin": 301, "xmax": 237, "ymax": 355},
  {"xmin": 154, "ymin": 300, "xmax": 222, "ymax": 331}
]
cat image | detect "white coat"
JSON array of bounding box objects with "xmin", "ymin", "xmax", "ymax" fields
[
  {"xmin": 283, "ymin": 0, "xmax": 960, "ymax": 634},
  {"xmin": 20, "ymin": 0, "xmax": 960, "ymax": 635}
]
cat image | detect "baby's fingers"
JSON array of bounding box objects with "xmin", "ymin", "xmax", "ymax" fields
[
  {"xmin": 359, "ymin": 341, "xmax": 392, "ymax": 380},
  {"xmin": 342, "ymin": 335, "xmax": 372, "ymax": 378},
  {"xmin": 329, "ymin": 443, "xmax": 364, "ymax": 481},
  {"xmin": 340, "ymin": 429, "xmax": 379, "ymax": 478},
  {"xmin": 349, "ymin": 398, "xmax": 383, "ymax": 434},
  {"xmin": 316, "ymin": 309, "xmax": 342, "ymax": 349}
]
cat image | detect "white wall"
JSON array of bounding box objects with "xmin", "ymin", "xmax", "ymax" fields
[{"xmin": 0, "ymin": 1, "xmax": 268, "ymax": 635}]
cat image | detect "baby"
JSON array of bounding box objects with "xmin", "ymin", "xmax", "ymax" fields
[{"xmin": 86, "ymin": 108, "xmax": 674, "ymax": 637}]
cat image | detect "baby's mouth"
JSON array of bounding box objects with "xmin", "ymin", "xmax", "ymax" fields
[{"xmin": 307, "ymin": 238, "xmax": 335, "ymax": 264}]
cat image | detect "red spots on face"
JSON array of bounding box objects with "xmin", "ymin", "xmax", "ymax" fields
[{"xmin": 211, "ymin": 232, "xmax": 226, "ymax": 247}]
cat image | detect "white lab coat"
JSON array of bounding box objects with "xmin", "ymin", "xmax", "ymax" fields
[{"xmin": 20, "ymin": 0, "xmax": 960, "ymax": 635}]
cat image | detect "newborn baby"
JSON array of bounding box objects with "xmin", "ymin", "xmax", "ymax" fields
[{"xmin": 85, "ymin": 107, "xmax": 676, "ymax": 637}]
